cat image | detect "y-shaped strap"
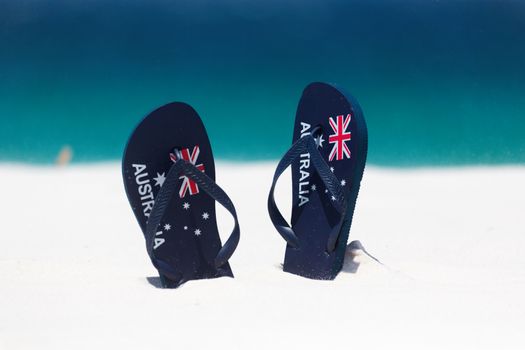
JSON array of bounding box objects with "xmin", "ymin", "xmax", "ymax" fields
[
  {"xmin": 267, "ymin": 134, "xmax": 347, "ymax": 253},
  {"xmin": 145, "ymin": 158, "xmax": 240, "ymax": 274}
]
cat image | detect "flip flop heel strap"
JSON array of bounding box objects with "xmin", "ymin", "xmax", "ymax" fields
[
  {"xmin": 145, "ymin": 159, "xmax": 240, "ymax": 277},
  {"xmin": 267, "ymin": 135, "xmax": 346, "ymax": 252}
]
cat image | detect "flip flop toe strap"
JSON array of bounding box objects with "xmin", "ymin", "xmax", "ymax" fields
[
  {"xmin": 145, "ymin": 158, "xmax": 240, "ymax": 277},
  {"xmin": 268, "ymin": 134, "xmax": 347, "ymax": 253}
]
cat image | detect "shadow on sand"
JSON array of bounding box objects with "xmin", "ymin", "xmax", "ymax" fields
[
  {"xmin": 146, "ymin": 241, "xmax": 383, "ymax": 284},
  {"xmin": 341, "ymin": 240, "xmax": 383, "ymax": 274}
]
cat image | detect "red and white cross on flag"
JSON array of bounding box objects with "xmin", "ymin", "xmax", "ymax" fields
[
  {"xmin": 328, "ymin": 114, "xmax": 352, "ymax": 161},
  {"xmin": 169, "ymin": 146, "xmax": 205, "ymax": 198}
]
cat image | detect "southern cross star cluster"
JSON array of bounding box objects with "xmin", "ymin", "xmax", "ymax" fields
[{"xmin": 160, "ymin": 206, "xmax": 210, "ymax": 237}]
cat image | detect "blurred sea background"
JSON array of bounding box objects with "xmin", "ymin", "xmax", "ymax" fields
[{"xmin": 1, "ymin": 0, "xmax": 524, "ymax": 165}]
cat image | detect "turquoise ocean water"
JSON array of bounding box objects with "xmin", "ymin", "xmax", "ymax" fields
[{"xmin": 1, "ymin": 0, "xmax": 524, "ymax": 165}]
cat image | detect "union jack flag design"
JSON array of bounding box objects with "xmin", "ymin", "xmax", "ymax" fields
[
  {"xmin": 328, "ymin": 114, "xmax": 352, "ymax": 161},
  {"xmin": 170, "ymin": 146, "xmax": 205, "ymax": 198}
]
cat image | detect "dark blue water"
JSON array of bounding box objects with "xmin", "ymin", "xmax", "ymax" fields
[{"xmin": 1, "ymin": 0, "xmax": 524, "ymax": 165}]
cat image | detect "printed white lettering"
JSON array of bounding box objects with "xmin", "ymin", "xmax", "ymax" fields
[{"xmin": 132, "ymin": 164, "xmax": 154, "ymax": 217}]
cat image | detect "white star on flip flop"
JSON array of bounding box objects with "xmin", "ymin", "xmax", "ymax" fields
[
  {"xmin": 331, "ymin": 195, "xmax": 336, "ymax": 201},
  {"xmin": 202, "ymin": 212, "xmax": 209, "ymax": 220},
  {"xmin": 194, "ymin": 228, "xmax": 202, "ymax": 236},
  {"xmin": 330, "ymin": 167, "xmax": 334, "ymax": 172},
  {"xmin": 314, "ymin": 134, "xmax": 325, "ymax": 148},
  {"xmin": 183, "ymin": 226, "xmax": 188, "ymax": 230},
  {"xmin": 183, "ymin": 202, "xmax": 190, "ymax": 210},
  {"xmin": 341, "ymin": 179, "xmax": 346, "ymax": 186},
  {"xmin": 163, "ymin": 223, "xmax": 171, "ymax": 231},
  {"xmin": 153, "ymin": 172, "xmax": 166, "ymax": 187},
  {"xmin": 311, "ymin": 184, "xmax": 316, "ymax": 191}
]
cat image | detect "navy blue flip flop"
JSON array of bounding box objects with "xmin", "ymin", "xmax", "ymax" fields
[
  {"xmin": 268, "ymin": 82, "xmax": 368, "ymax": 280},
  {"xmin": 122, "ymin": 102, "xmax": 240, "ymax": 288}
]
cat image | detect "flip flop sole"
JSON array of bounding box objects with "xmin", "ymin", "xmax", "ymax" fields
[
  {"xmin": 122, "ymin": 102, "xmax": 233, "ymax": 287},
  {"xmin": 285, "ymin": 82, "xmax": 368, "ymax": 279}
]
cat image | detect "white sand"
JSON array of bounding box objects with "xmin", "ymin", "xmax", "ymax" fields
[{"xmin": 0, "ymin": 163, "xmax": 524, "ymax": 349}]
